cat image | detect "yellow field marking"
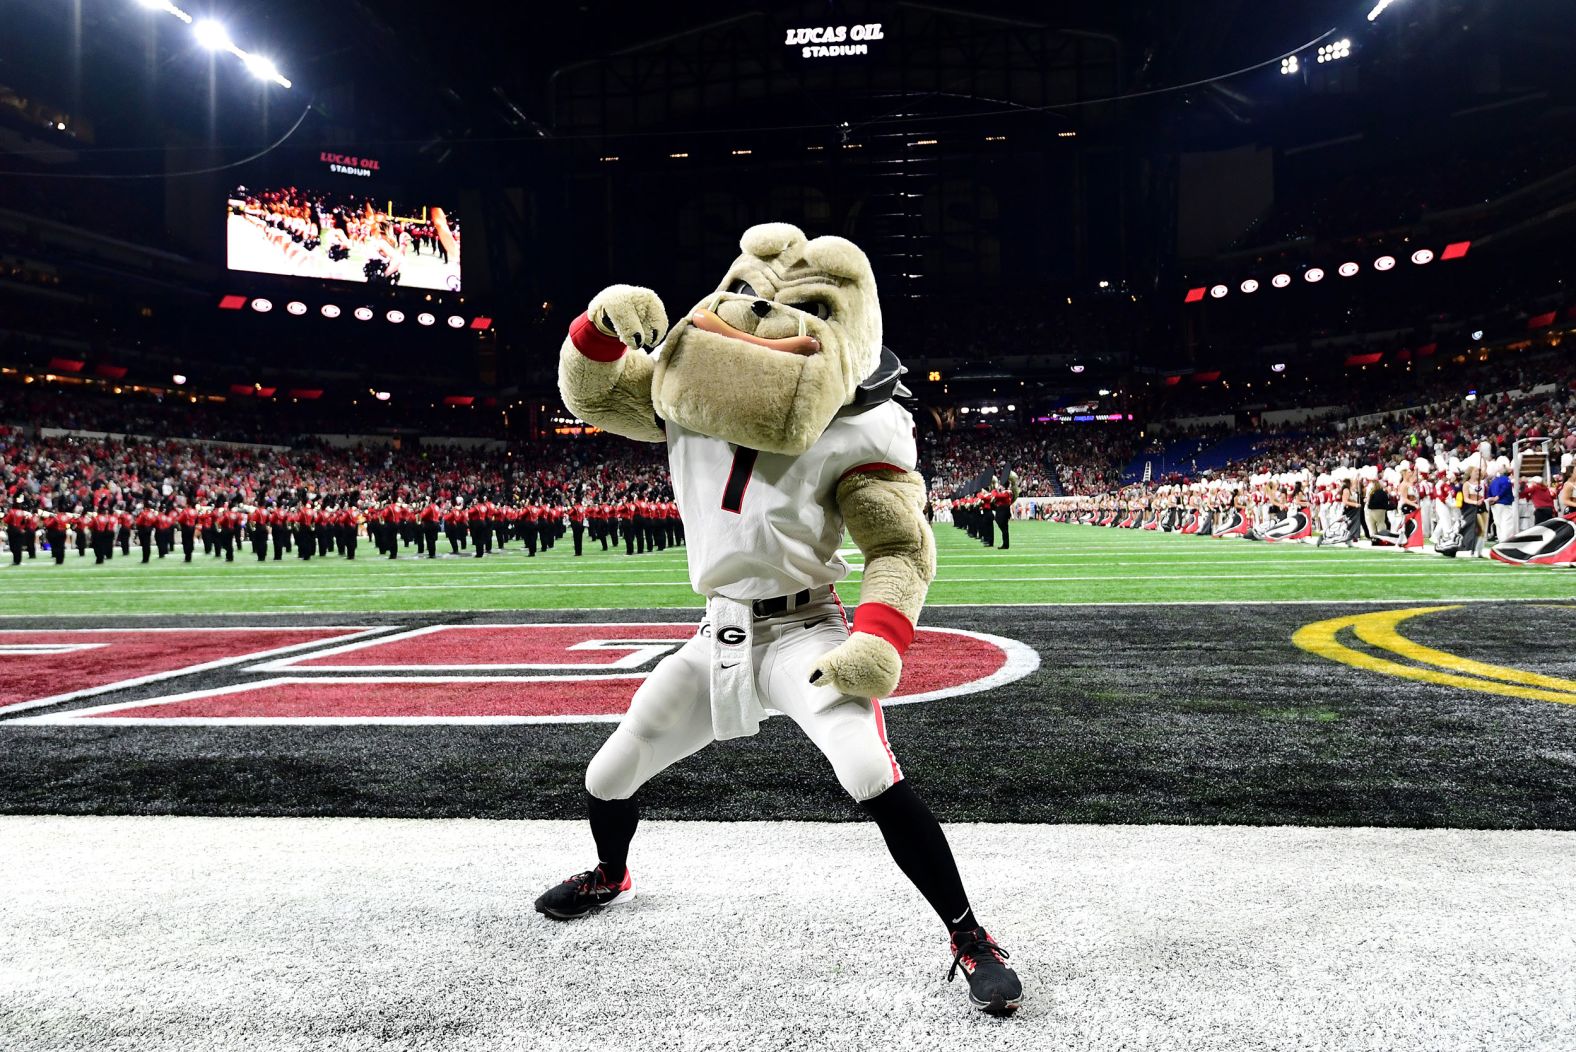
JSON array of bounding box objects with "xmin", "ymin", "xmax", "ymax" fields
[
  {"xmin": 1292, "ymin": 606, "xmax": 1576, "ymax": 706},
  {"xmin": 1350, "ymin": 610, "xmax": 1576, "ymax": 695}
]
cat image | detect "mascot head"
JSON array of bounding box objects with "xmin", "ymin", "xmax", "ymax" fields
[{"xmin": 651, "ymin": 222, "xmax": 883, "ymax": 455}]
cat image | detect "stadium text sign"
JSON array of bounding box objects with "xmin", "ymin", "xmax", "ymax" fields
[
  {"xmin": 320, "ymin": 152, "xmax": 380, "ymax": 178},
  {"xmin": 785, "ymin": 23, "xmax": 883, "ymax": 58}
]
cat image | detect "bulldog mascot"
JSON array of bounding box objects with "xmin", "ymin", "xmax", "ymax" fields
[{"xmin": 534, "ymin": 223, "xmax": 1023, "ymax": 1015}]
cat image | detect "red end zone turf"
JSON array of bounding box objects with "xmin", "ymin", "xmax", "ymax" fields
[
  {"xmin": 30, "ymin": 624, "xmax": 1025, "ymax": 723},
  {"xmin": 0, "ymin": 628, "xmax": 371, "ymax": 714}
]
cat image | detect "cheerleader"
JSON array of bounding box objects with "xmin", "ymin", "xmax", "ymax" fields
[{"xmin": 364, "ymin": 222, "xmax": 402, "ymax": 285}]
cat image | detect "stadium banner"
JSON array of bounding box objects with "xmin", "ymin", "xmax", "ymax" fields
[{"xmin": 1490, "ymin": 516, "xmax": 1576, "ymax": 566}]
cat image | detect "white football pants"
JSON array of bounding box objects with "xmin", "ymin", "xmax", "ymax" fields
[
  {"xmin": 1490, "ymin": 502, "xmax": 1518, "ymax": 543},
  {"xmin": 585, "ymin": 595, "xmax": 903, "ymax": 804}
]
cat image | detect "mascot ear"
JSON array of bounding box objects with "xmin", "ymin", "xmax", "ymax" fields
[{"xmin": 739, "ymin": 223, "xmax": 807, "ymax": 261}]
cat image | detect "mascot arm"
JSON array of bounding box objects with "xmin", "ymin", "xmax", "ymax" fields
[
  {"xmin": 557, "ymin": 284, "xmax": 668, "ymax": 444},
  {"xmin": 809, "ymin": 467, "xmax": 936, "ymax": 700}
]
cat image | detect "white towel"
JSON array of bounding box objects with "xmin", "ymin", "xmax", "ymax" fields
[{"xmin": 706, "ymin": 595, "xmax": 765, "ymax": 740}]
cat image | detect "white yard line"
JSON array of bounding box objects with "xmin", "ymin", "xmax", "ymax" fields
[
  {"xmin": 2, "ymin": 567, "xmax": 1526, "ymax": 597},
  {"xmin": 0, "ymin": 595, "xmax": 1554, "ymax": 618}
]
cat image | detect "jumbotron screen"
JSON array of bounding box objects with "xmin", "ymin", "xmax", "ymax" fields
[{"xmin": 226, "ymin": 185, "xmax": 462, "ymax": 292}]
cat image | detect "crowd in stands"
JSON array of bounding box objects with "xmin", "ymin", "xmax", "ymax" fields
[
  {"xmin": 918, "ymin": 425, "xmax": 1136, "ymax": 497},
  {"xmin": 1225, "ymin": 360, "xmax": 1576, "ymax": 480},
  {"xmin": 5, "ymin": 323, "xmax": 1572, "ymax": 569},
  {"xmin": 0, "ymin": 379, "xmax": 510, "ymax": 444},
  {"xmin": 0, "ymin": 422, "xmax": 679, "ymax": 512}
]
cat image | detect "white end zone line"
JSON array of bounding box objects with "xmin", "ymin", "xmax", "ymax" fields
[
  {"xmin": 246, "ymin": 621, "xmax": 697, "ymax": 672},
  {"xmin": 0, "ymin": 643, "xmax": 109, "ymax": 655},
  {"xmin": 879, "ymin": 625, "xmax": 1040, "ymax": 708},
  {"xmin": 6, "ymin": 675, "xmax": 647, "ymax": 727},
  {"xmin": 0, "ymin": 627, "xmax": 392, "ymax": 718}
]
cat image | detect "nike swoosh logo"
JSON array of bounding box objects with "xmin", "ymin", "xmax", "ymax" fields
[
  {"xmin": 951, "ymin": 909, "xmax": 971, "ymax": 925},
  {"xmin": 720, "ymin": 662, "xmax": 739, "ymax": 670}
]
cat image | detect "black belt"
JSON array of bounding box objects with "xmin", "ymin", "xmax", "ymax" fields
[{"xmin": 752, "ymin": 588, "xmax": 812, "ymax": 618}]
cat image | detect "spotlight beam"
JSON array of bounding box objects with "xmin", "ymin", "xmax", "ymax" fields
[{"xmin": 137, "ymin": 2, "xmax": 291, "ymax": 88}]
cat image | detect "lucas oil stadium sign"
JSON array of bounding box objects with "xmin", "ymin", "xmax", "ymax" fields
[
  {"xmin": 320, "ymin": 152, "xmax": 380, "ymax": 178},
  {"xmin": 785, "ymin": 23, "xmax": 884, "ymax": 58}
]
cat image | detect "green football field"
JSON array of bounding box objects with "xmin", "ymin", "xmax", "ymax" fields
[{"xmin": 2, "ymin": 521, "xmax": 1568, "ymax": 615}]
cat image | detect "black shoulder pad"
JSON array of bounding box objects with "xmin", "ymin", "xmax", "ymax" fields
[{"xmin": 847, "ymin": 346, "xmax": 909, "ymax": 409}]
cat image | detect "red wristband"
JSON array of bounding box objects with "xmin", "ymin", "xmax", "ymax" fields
[
  {"xmin": 852, "ymin": 602, "xmax": 916, "ymax": 657},
  {"xmin": 569, "ymin": 311, "xmax": 628, "ymax": 363}
]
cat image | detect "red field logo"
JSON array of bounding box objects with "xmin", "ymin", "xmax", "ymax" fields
[{"xmin": 7, "ymin": 623, "xmax": 1040, "ymax": 726}]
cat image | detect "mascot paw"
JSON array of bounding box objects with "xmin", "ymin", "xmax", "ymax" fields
[
  {"xmin": 809, "ymin": 633, "xmax": 903, "ymax": 703},
  {"xmin": 588, "ymin": 284, "xmax": 669, "ymax": 351}
]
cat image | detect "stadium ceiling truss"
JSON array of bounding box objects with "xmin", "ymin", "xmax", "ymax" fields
[
  {"xmin": 547, "ymin": 6, "xmax": 1122, "ymax": 140},
  {"xmin": 545, "ymin": 6, "xmax": 1123, "ymax": 294}
]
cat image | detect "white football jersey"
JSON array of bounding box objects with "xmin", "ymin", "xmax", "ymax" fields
[{"xmin": 666, "ymin": 399, "xmax": 917, "ymax": 602}]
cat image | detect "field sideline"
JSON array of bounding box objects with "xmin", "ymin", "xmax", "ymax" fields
[{"xmin": 2, "ymin": 521, "xmax": 1569, "ymax": 615}]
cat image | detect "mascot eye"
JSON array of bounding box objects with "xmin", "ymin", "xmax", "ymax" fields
[
  {"xmin": 729, "ymin": 280, "xmax": 757, "ymax": 297},
  {"xmin": 786, "ymin": 299, "xmax": 832, "ymax": 321}
]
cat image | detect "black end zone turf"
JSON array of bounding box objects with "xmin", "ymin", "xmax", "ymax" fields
[{"xmin": 2, "ymin": 604, "xmax": 1574, "ymax": 828}]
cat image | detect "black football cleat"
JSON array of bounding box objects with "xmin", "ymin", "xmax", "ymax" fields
[
  {"xmin": 533, "ymin": 865, "xmax": 635, "ymax": 920},
  {"xmin": 948, "ymin": 927, "xmax": 1023, "ymax": 1016}
]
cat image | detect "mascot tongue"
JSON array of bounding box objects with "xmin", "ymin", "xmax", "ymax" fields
[{"xmin": 689, "ymin": 308, "xmax": 820, "ymax": 356}]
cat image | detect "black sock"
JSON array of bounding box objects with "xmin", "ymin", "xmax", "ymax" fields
[
  {"xmin": 860, "ymin": 780, "xmax": 977, "ymax": 934},
  {"xmin": 588, "ymin": 792, "xmax": 638, "ymax": 881}
]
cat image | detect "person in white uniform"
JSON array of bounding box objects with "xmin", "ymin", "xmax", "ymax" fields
[{"xmin": 533, "ymin": 223, "xmax": 1023, "ymax": 1016}]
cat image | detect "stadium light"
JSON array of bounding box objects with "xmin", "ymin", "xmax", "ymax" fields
[
  {"xmin": 1240, "ymin": 278, "xmax": 1259, "ymax": 294},
  {"xmin": 320, "ymin": 304, "xmax": 341, "ymax": 318},
  {"xmin": 386, "ymin": 310, "xmax": 405, "ymax": 324},
  {"xmin": 1316, "ymin": 39, "xmax": 1352, "ymax": 64},
  {"xmin": 1338, "ymin": 261, "xmax": 1360, "ymax": 277},
  {"xmin": 374, "ymin": 391, "xmax": 391, "ymax": 402},
  {"xmin": 1471, "ymin": 329, "xmax": 1484, "ymax": 341},
  {"xmin": 1271, "ymin": 273, "xmax": 1291, "ymax": 288},
  {"xmin": 250, "ymin": 297, "xmax": 272, "ymax": 313},
  {"xmin": 1271, "ymin": 363, "xmax": 1287, "ymax": 373},
  {"xmin": 1411, "ymin": 248, "xmax": 1435, "ymax": 265},
  {"xmin": 1210, "ymin": 284, "xmax": 1228, "ymax": 299},
  {"xmin": 193, "ymin": 19, "xmax": 232, "ymax": 50},
  {"xmin": 1305, "ymin": 267, "xmax": 1325, "ymax": 283},
  {"xmin": 446, "ymin": 315, "xmax": 466, "ymax": 328},
  {"xmin": 1070, "ymin": 364, "xmax": 1086, "ymax": 374},
  {"xmin": 353, "ymin": 307, "xmax": 374, "ymax": 321},
  {"xmin": 243, "ymin": 54, "xmax": 281, "ymax": 83},
  {"xmin": 416, "ymin": 312, "xmax": 435, "ymax": 326},
  {"xmin": 171, "ymin": 373, "xmax": 187, "ymax": 385},
  {"xmin": 1280, "ymin": 56, "xmax": 1299, "ymax": 75},
  {"xmin": 137, "ymin": 4, "xmax": 291, "ymax": 87},
  {"xmin": 1374, "ymin": 255, "xmax": 1396, "ymax": 271},
  {"xmin": 1368, "ymin": 0, "xmax": 1400, "ymax": 21},
  {"xmin": 285, "ymin": 301, "xmax": 306, "ymax": 315}
]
